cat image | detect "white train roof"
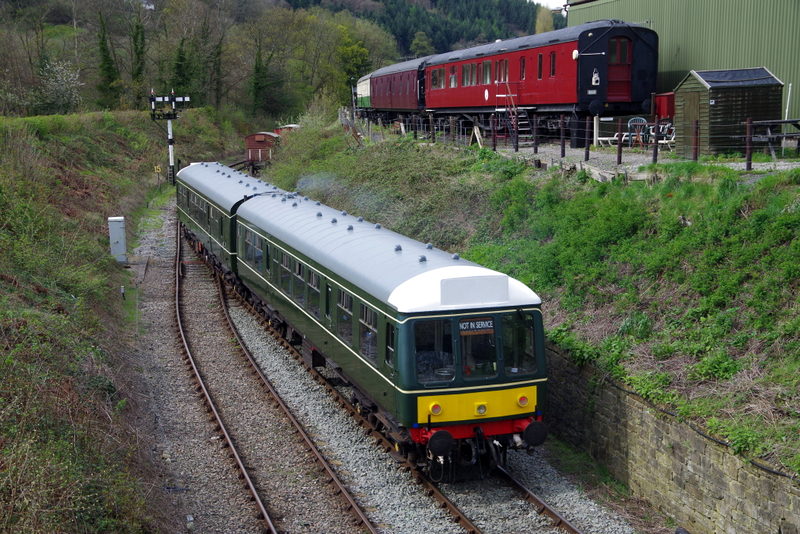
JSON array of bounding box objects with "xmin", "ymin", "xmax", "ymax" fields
[
  {"xmin": 180, "ymin": 162, "xmax": 540, "ymax": 314},
  {"xmin": 177, "ymin": 162, "xmax": 271, "ymax": 211},
  {"xmin": 237, "ymin": 192, "xmax": 539, "ymax": 315}
]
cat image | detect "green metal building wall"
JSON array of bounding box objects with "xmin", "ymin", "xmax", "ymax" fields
[{"xmin": 567, "ymin": 0, "xmax": 800, "ymax": 121}]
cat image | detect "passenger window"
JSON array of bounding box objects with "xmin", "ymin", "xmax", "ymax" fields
[
  {"xmin": 414, "ymin": 319, "xmax": 454, "ymax": 384},
  {"xmin": 482, "ymin": 60, "xmax": 492, "ymax": 84},
  {"xmin": 449, "ymin": 66, "xmax": 457, "ymax": 88},
  {"xmin": 537, "ymin": 53, "xmax": 543, "ymax": 80},
  {"xmin": 502, "ymin": 314, "xmax": 537, "ymax": 377},
  {"xmin": 520, "ymin": 57, "xmax": 526, "ymax": 80},
  {"xmin": 359, "ymin": 305, "xmax": 378, "ymax": 364},
  {"xmin": 337, "ymin": 290, "xmax": 353, "ymax": 344},
  {"xmin": 385, "ymin": 323, "xmax": 395, "ymax": 368},
  {"xmin": 254, "ymin": 236, "xmax": 264, "ymax": 271},
  {"xmin": 550, "ymin": 51, "xmax": 556, "ymax": 77},
  {"xmin": 293, "ymin": 261, "xmax": 305, "ymax": 305},
  {"xmin": 325, "ymin": 285, "xmax": 332, "ymax": 318},
  {"xmin": 280, "ymin": 252, "xmax": 292, "ymax": 294},
  {"xmin": 460, "ymin": 317, "xmax": 498, "ymax": 379},
  {"xmin": 307, "ymin": 271, "xmax": 320, "ymax": 318}
]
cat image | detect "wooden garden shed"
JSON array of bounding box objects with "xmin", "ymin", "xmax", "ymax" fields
[{"xmin": 674, "ymin": 67, "xmax": 783, "ymax": 157}]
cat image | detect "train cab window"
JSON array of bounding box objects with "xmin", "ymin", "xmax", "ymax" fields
[
  {"xmin": 520, "ymin": 57, "xmax": 526, "ymax": 80},
  {"xmin": 307, "ymin": 271, "xmax": 320, "ymax": 318},
  {"xmin": 549, "ymin": 51, "xmax": 556, "ymax": 77},
  {"xmin": 609, "ymin": 37, "xmax": 631, "ymax": 65},
  {"xmin": 460, "ymin": 317, "xmax": 498, "ymax": 380},
  {"xmin": 385, "ymin": 323, "xmax": 395, "ymax": 368},
  {"xmin": 414, "ymin": 319, "xmax": 454, "ymax": 384},
  {"xmin": 501, "ymin": 314, "xmax": 537, "ymax": 377},
  {"xmin": 537, "ymin": 54, "xmax": 543, "ymax": 80},
  {"xmin": 431, "ymin": 68, "xmax": 445, "ymax": 90},
  {"xmin": 337, "ymin": 290, "xmax": 353, "ymax": 344},
  {"xmin": 292, "ymin": 261, "xmax": 305, "ymax": 305},
  {"xmin": 481, "ymin": 60, "xmax": 492, "ymax": 84},
  {"xmin": 359, "ymin": 305, "xmax": 378, "ymax": 364}
]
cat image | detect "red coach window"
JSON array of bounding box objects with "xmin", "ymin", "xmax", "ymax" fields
[
  {"xmin": 520, "ymin": 57, "xmax": 526, "ymax": 80},
  {"xmin": 482, "ymin": 60, "xmax": 492, "ymax": 84},
  {"xmin": 609, "ymin": 37, "xmax": 631, "ymax": 65},
  {"xmin": 549, "ymin": 51, "xmax": 556, "ymax": 77},
  {"xmin": 449, "ymin": 66, "xmax": 458, "ymax": 88},
  {"xmin": 537, "ymin": 53, "xmax": 543, "ymax": 79},
  {"xmin": 431, "ymin": 68, "xmax": 445, "ymax": 90}
]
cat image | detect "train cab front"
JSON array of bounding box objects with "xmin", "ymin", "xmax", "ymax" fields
[{"xmin": 401, "ymin": 309, "xmax": 548, "ymax": 480}]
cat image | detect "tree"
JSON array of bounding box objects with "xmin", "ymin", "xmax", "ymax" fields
[
  {"xmin": 410, "ymin": 30, "xmax": 434, "ymax": 57},
  {"xmin": 535, "ymin": 5, "xmax": 554, "ymax": 35},
  {"xmin": 129, "ymin": 11, "xmax": 146, "ymax": 107},
  {"xmin": 96, "ymin": 13, "xmax": 121, "ymax": 108},
  {"xmin": 33, "ymin": 59, "xmax": 83, "ymax": 114}
]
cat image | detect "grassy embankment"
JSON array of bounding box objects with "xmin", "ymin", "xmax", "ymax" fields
[
  {"xmin": 0, "ymin": 108, "xmax": 245, "ymax": 531},
  {"xmin": 268, "ymin": 112, "xmax": 800, "ymax": 476}
]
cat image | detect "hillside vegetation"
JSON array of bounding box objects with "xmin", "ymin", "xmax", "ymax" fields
[
  {"xmin": 268, "ymin": 114, "xmax": 800, "ymax": 476},
  {"xmin": 0, "ymin": 109, "xmax": 244, "ymax": 531}
]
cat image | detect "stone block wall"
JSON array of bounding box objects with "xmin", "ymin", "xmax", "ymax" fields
[{"xmin": 545, "ymin": 344, "xmax": 800, "ymax": 534}]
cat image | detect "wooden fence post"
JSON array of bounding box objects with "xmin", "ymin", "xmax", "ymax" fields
[
  {"xmin": 745, "ymin": 117, "xmax": 753, "ymax": 171},
  {"xmin": 560, "ymin": 114, "xmax": 565, "ymax": 159}
]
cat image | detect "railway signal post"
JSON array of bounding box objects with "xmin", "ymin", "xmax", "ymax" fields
[{"xmin": 149, "ymin": 89, "xmax": 190, "ymax": 184}]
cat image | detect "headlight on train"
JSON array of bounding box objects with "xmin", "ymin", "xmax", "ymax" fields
[
  {"xmin": 474, "ymin": 402, "xmax": 488, "ymax": 416},
  {"xmin": 429, "ymin": 402, "xmax": 443, "ymax": 416},
  {"xmin": 517, "ymin": 395, "xmax": 529, "ymax": 408}
]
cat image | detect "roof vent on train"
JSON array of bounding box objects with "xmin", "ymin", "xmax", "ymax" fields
[
  {"xmin": 375, "ymin": 224, "xmax": 381, "ymax": 229},
  {"xmin": 341, "ymin": 211, "xmax": 347, "ymax": 216},
  {"xmin": 395, "ymin": 245, "xmax": 402, "ymax": 252},
  {"xmin": 315, "ymin": 201, "xmax": 321, "ymax": 205},
  {"xmin": 347, "ymin": 225, "xmax": 353, "ymax": 231},
  {"xmin": 426, "ymin": 243, "xmax": 433, "ymax": 249},
  {"xmin": 419, "ymin": 255, "xmax": 427, "ymax": 262},
  {"xmin": 452, "ymin": 254, "xmax": 460, "ymax": 260},
  {"xmin": 316, "ymin": 212, "xmax": 322, "ymax": 217},
  {"xmin": 357, "ymin": 217, "xmax": 364, "ymax": 222},
  {"xmin": 281, "ymin": 197, "xmax": 286, "ymax": 202},
  {"xmin": 331, "ymin": 218, "xmax": 337, "ymax": 224},
  {"xmin": 292, "ymin": 202, "xmax": 297, "ymax": 207}
]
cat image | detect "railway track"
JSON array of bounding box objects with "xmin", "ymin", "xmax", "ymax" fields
[
  {"xmin": 173, "ymin": 223, "xmax": 377, "ymax": 534},
  {"xmin": 225, "ymin": 272, "xmax": 586, "ymax": 534}
]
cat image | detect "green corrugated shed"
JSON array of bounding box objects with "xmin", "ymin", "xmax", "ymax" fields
[
  {"xmin": 567, "ymin": 0, "xmax": 800, "ymax": 123},
  {"xmin": 674, "ymin": 68, "xmax": 783, "ymax": 157}
]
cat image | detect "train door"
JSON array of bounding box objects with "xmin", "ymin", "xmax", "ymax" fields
[{"xmin": 607, "ymin": 36, "xmax": 632, "ymax": 102}]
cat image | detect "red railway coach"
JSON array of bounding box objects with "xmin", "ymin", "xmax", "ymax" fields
[
  {"xmin": 424, "ymin": 20, "xmax": 657, "ymax": 117},
  {"xmin": 359, "ymin": 20, "xmax": 658, "ymax": 143},
  {"xmin": 369, "ymin": 56, "xmax": 431, "ymax": 113}
]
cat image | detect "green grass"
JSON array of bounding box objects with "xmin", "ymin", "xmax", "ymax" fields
[
  {"xmin": 0, "ymin": 108, "xmax": 248, "ymax": 531},
  {"xmin": 267, "ymin": 117, "xmax": 800, "ymax": 476}
]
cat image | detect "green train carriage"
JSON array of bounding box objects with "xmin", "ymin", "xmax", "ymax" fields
[{"xmin": 177, "ymin": 162, "xmax": 548, "ymax": 477}]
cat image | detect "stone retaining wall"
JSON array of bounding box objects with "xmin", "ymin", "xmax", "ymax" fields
[{"xmin": 545, "ymin": 344, "xmax": 800, "ymax": 534}]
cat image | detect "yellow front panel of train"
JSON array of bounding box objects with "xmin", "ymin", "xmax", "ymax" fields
[{"xmin": 416, "ymin": 385, "xmax": 538, "ymax": 424}]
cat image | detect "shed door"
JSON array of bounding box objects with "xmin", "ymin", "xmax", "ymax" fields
[{"xmin": 607, "ymin": 37, "xmax": 632, "ymax": 102}]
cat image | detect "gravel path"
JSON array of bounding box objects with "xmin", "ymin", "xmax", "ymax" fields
[
  {"xmin": 179, "ymin": 255, "xmax": 361, "ymax": 534},
  {"xmin": 129, "ymin": 200, "xmax": 261, "ymax": 533}
]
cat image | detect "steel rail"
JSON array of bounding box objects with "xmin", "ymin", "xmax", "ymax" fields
[
  {"xmin": 231, "ymin": 290, "xmax": 482, "ymax": 534},
  {"xmin": 494, "ymin": 465, "xmax": 583, "ymax": 534},
  {"xmin": 216, "ymin": 278, "xmax": 379, "ymax": 534},
  {"xmin": 173, "ymin": 223, "xmax": 278, "ymax": 534}
]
